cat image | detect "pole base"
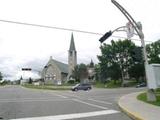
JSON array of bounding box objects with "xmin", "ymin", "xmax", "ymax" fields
[{"xmin": 147, "ymin": 89, "xmax": 156, "ymax": 102}]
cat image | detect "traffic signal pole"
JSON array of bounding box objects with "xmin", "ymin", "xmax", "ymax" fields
[{"xmin": 111, "ymin": 0, "xmax": 156, "ymax": 101}]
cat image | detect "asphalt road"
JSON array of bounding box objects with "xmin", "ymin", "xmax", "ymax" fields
[{"xmin": 0, "ymin": 85, "xmax": 145, "ymax": 120}]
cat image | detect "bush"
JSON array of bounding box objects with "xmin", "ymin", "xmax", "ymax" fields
[{"xmin": 67, "ymin": 80, "xmax": 75, "ymax": 84}]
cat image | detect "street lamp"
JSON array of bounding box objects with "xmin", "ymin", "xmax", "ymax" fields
[{"xmin": 99, "ymin": 0, "xmax": 156, "ymax": 101}]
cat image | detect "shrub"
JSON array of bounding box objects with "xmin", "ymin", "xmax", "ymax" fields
[{"xmin": 67, "ymin": 80, "xmax": 75, "ymax": 84}]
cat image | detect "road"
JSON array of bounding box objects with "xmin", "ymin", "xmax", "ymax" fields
[{"xmin": 0, "ymin": 85, "xmax": 144, "ymax": 120}]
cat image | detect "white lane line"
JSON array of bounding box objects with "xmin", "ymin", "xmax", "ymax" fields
[
  {"xmin": 59, "ymin": 93, "xmax": 81, "ymax": 99},
  {"xmin": 0, "ymin": 98, "xmax": 70, "ymax": 103},
  {"xmin": 11, "ymin": 110, "xmax": 120, "ymax": 120},
  {"xmin": 72, "ymin": 99, "xmax": 108, "ymax": 110},
  {"xmin": 54, "ymin": 94, "xmax": 68, "ymax": 99},
  {"xmin": 88, "ymin": 98, "xmax": 112, "ymax": 105}
]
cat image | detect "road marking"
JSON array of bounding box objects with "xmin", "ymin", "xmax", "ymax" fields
[
  {"xmin": 54, "ymin": 94, "xmax": 68, "ymax": 99},
  {"xmin": 0, "ymin": 98, "xmax": 70, "ymax": 103},
  {"xmin": 60, "ymin": 93, "xmax": 82, "ymax": 99},
  {"xmin": 88, "ymin": 98, "xmax": 112, "ymax": 105},
  {"xmin": 72, "ymin": 99, "xmax": 108, "ymax": 110},
  {"xmin": 11, "ymin": 110, "xmax": 120, "ymax": 120}
]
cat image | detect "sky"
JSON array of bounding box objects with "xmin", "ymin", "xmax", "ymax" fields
[{"xmin": 0, "ymin": 0, "xmax": 160, "ymax": 80}]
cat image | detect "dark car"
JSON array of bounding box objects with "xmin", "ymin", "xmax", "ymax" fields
[
  {"xmin": 71, "ymin": 83, "xmax": 92, "ymax": 91},
  {"xmin": 136, "ymin": 82, "xmax": 146, "ymax": 88}
]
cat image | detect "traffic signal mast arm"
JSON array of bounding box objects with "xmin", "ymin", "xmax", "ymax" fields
[
  {"xmin": 99, "ymin": 25, "xmax": 138, "ymax": 43},
  {"xmin": 99, "ymin": 26, "xmax": 125, "ymax": 43}
]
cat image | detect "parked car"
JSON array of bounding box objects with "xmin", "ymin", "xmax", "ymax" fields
[
  {"xmin": 71, "ymin": 83, "xmax": 92, "ymax": 91},
  {"xmin": 136, "ymin": 82, "xmax": 146, "ymax": 88}
]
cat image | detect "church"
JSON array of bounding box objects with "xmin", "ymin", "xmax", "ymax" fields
[{"xmin": 41, "ymin": 33, "xmax": 77, "ymax": 85}]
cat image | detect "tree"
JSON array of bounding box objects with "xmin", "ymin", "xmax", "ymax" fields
[
  {"xmin": 128, "ymin": 63, "xmax": 145, "ymax": 82},
  {"xmin": 72, "ymin": 63, "xmax": 88, "ymax": 83},
  {"xmin": 98, "ymin": 39, "xmax": 145, "ymax": 85},
  {"xmin": 98, "ymin": 39, "xmax": 136, "ymax": 84},
  {"xmin": 111, "ymin": 40, "xmax": 136, "ymax": 84},
  {"xmin": 72, "ymin": 65, "xmax": 80, "ymax": 82},
  {"xmin": 0, "ymin": 72, "xmax": 3, "ymax": 81},
  {"xmin": 131, "ymin": 47, "xmax": 143, "ymax": 62},
  {"xmin": 94, "ymin": 64, "xmax": 100, "ymax": 81},
  {"xmin": 146, "ymin": 40, "xmax": 160, "ymax": 64},
  {"xmin": 28, "ymin": 77, "xmax": 33, "ymax": 84}
]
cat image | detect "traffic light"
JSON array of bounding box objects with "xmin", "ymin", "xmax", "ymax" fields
[
  {"xmin": 131, "ymin": 47, "xmax": 143, "ymax": 62},
  {"xmin": 99, "ymin": 31, "xmax": 112, "ymax": 43},
  {"xmin": 22, "ymin": 68, "xmax": 32, "ymax": 71}
]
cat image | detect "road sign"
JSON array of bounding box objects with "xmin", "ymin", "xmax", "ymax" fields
[{"xmin": 126, "ymin": 22, "xmax": 134, "ymax": 39}]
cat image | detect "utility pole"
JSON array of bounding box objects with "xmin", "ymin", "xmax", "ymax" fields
[{"xmin": 111, "ymin": 0, "xmax": 156, "ymax": 101}]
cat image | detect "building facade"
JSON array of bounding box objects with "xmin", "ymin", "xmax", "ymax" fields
[{"xmin": 41, "ymin": 33, "xmax": 77, "ymax": 85}]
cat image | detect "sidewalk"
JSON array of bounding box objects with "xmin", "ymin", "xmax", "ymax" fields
[{"xmin": 118, "ymin": 92, "xmax": 160, "ymax": 120}]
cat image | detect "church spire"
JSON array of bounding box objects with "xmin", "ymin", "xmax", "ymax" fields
[
  {"xmin": 68, "ymin": 33, "xmax": 77, "ymax": 79},
  {"xmin": 69, "ymin": 33, "xmax": 76, "ymax": 51}
]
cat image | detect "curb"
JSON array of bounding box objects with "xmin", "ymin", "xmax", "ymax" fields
[{"xmin": 118, "ymin": 93, "xmax": 144, "ymax": 120}]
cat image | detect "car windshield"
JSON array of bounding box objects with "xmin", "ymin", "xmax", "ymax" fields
[{"xmin": 75, "ymin": 84, "xmax": 80, "ymax": 87}]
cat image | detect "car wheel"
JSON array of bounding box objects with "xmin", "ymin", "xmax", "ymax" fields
[
  {"xmin": 86, "ymin": 87, "xmax": 91, "ymax": 91},
  {"xmin": 74, "ymin": 88, "xmax": 78, "ymax": 91}
]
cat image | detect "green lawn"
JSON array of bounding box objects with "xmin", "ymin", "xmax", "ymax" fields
[
  {"xmin": 22, "ymin": 84, "xmax": 72, "ymax": 90},
  {"xmin": 137, "ymin": 90, "xmax": 160, "ymax": 106},
  {"xmin": 95, "ymin": 80, "xmax": 137, "ymax": 88},
  {"xmin": 0, "ymin": 84, "xmax": 5, "ymax": 86}
]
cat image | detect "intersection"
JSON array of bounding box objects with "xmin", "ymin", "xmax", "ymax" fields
[{"xmin": 0, "ymin": 85, "xmax": 144, "ymax": 120}]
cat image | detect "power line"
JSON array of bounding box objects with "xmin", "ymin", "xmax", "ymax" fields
[
  {"xmin": 0, "ymin": 19, "xmax": 152, "ymax": 43},
  {"xmin": 0, "ymin": 19, "xmax": 103, "ymax": 35}
]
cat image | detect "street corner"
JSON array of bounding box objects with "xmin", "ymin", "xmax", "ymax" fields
[{"xmin": 118, "ymin": 92, "xmax": 144, "ymax": 120}]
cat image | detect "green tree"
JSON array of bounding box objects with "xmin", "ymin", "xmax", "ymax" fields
[
  {"xmin": 72, "ymin": 63, "xmax": 88, "ymax": 83},
  {"xmin": 98, "ymin": 39, "xmax": 144, "ymax": 85},
  {"xmin": 72, "ymin": 65, "xmax": 80, "ymax": 82},
  {"xmin": 111, "ymin": 40, "xmax": 136, "ymax": 84},
  {"xmin": 98, "ymin": 40, "xmax": 135, "ymax": 82},
  {"xmin": 128, "ymin": 63, "xmax": 145, "ymax": 82},
  {"xmin": 146, "ymin": 40, "xmax": 160, "ymax": 64},
  {"xmin": 97, "ymin": 44, "xmax": 112, "ymax": 82},
  {"xmin": 94, "ymin": 64, "xmax": 100, "ymax": 81},
  {"xmin": 0, "ymin": 72, "xmax": 3, "ymax": 81},
  {"xmin": 28, "ymin": 77, "xmax": 33, "ymax": 84}
]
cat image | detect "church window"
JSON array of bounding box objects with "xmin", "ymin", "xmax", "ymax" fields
[{"xmin": 70, "ymin": 51, "xmax": 72, "ymax": 57}]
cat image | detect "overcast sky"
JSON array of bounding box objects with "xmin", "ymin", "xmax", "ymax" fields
[{"xmin": 0, "ymin": 0, "xmax": 160, "ymax": 80}]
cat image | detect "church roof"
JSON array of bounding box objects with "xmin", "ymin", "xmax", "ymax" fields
[
  {"xmin": 69, "ymin": 33, "xmax": 76, "ymax": 51},
  {"xmin": 51, "ymin": 59, "xmax": 68, "ymax": 74},
  {"xmin": 46, "ymin": 58, "xmax": 68, "ymax": 74}
]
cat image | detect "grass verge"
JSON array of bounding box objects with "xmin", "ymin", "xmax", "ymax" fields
[
  {"xmin": 137, "ymin": 90, "xmax": 160, "ymax": 106},
  {"xmin": 95, "ymin": 80, "xmax": 137, "ymax": 88},
  {"xmin": 22, "ymin": 84, "xmax": 72, "ymax": 90},
  {"xmin": 95, "ymin": 81, "xmax": 122, "ymax": 88}
]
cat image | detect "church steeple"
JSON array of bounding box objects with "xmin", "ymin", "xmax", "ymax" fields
[
  {"xmin": 69, "ymin": 33, "xmax": 76, "ymax": 51},
  {"xmin": 68, "ymin": 33, "xmax": 77, "ymax": 78}
]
